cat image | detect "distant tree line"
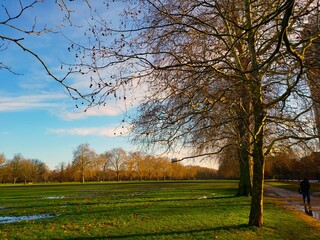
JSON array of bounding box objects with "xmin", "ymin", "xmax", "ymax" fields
[
  {"xmin": 217, "ymin": 148, "xmax": 320, "ymax": 181},
  {"xmin": 0, "ymin": 145, "xmax": 217, "ymax": 184},
  {"xmin": 0, "ymin": 153, "xmax": 49, "ymax": 184},
  {"xmin": 265, "ymin": 151, "xmax": 320, "ymax": 181},
  {"xmin": 2, "ymin": 146, "xmax": 320, "ymax": 184},
  {"xmin": 2, "ymin": 146, "xmax": 320, "ymax": 183}
]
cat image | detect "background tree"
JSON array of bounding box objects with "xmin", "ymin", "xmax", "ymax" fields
[
  {"xmin": 56, "ymin": 161, "xmax": 67, "ymax": 183},
  {"xmin": 125, "ymin": 152, "xmax": 138, "ymax": 181},
  {"xmin": 108, "ymin": 148, "xmax": 127, "ymax": 182},
  {"xmin": 265, "ymin": 150, "xmax": 298, "ymax": 181},
  {"xmin": 0, "ymin": 153, "xmax": 6, "ymax": 183},
  {"xmin": 133, "ymin": 152, "xmax": 147, "ymax": 181},
  {"xmin": 72, "ymin": 143, "xmax": 96, "ymax": 183},
  {"xmin": 20, "ymin": 159, "xmax": 34, "ymax": 184},
  {"xmin": 7, "ymin": 154, "xmax": 24, "ymax": 184},
  {"xmin": 96, "ymin": 152, "xmax": 114, "ymax": 181},
  {"xmin": 162, "ymin": 158, "xmax": 174, "ymax": 180},
  {"xmin": 92, "ymin": 154, "xmax": 107, "ymax": 182},
  {"xmin": 154, "ymin": 157, "xmax": 172, "ymax": 180},
  {"xmin": 29, "ymin": 159, "xmax": 49, "ymax": 183},
  {"xmin": 217, "ymin": 143, "xmax": 241, "ymax": 180},
  {"xmin": 144, "ymin": 155, "xmax": 156, "ymax": 180}
]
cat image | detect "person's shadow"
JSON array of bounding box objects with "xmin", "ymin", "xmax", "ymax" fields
[{"xmin": 304, "ymin": 204, "xmax": 313, "ymax": 216}]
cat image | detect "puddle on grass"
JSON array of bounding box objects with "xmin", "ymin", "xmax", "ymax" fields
[
  {"xmin": 198, "ymin": 193, "xmax": 217, "ymax": 199},
  {"xmin": 0, "ymin": 214, "xmax": 57, "ymax": 224},
  {"xmin": 287, "ymin": 200, "xmax": 320, "ymax": 220},
  {"xmin": 127, "ymin": 192, "xmax": 145, "ymax": 197},
  {"xmin": 43, "ymin": 194, "xmax": 104, "ymax": 200},
  {"xmin": 43, "ymin": 196, "xmax": 65, "ymax": 199},
  {"xmin": 296, "ymin": 204, "xmax": 320, "ymax": 220},
  {"xmin": 198, "ymin": 195, "xmax": 208, "ymax": 199}
]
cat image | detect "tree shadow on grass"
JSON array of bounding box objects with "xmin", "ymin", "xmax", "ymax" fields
[{"xmin": 59, "ymin": 224, "xmax": 251, "ymax": 239}]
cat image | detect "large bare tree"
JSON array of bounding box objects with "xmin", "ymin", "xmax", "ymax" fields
[{"xmin": 71, "ymin": 0, "xmax": 320, "ymax": 227}]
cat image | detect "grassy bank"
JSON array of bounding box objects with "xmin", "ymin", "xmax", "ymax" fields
[{"xmin": 0, "ymin": 180, "xmax": 319, "ymax": 239}]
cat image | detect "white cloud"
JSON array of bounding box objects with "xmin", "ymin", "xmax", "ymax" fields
[
  {"xmin": 0, "ymin": 93, "xmax": 66, "ymax": 112},
  {"xmin": 0, "ymin": 91, "xmax": 132, "ymax": 120},
  {"xmin": 54, "ymin": 105, "xmax": 123, "ymax": 121},
  {"xmin": 47, "ymin": 125, "xmax": 129, "ymax": 137}
]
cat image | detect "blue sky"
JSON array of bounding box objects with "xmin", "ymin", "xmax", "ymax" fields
[
  {"xmin": 0, "ymin": 1, "xmax": 136, "ymax": 169},
  {"xmin": 0, "ymin": 1, "xmax": 217, "ymax": 170}
]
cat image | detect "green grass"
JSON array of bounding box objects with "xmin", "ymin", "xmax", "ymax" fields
[{"xmin": 0, "ymin": 180, "xmax": 319, "ymax": 239}]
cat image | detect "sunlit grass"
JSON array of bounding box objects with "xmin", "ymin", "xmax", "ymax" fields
[{"xmin": 0, "ymin": 181, "xmax": 319, "ymax": 239}]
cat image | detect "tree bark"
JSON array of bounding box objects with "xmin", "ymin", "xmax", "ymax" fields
[
  {"xmin": 238, "ymin": 153, "xmax": 252, "ymax": 196},
  {"xmin": 249, "ymin": 148, "xmax": 265, "ymax": 226},
  {"xmin": 237, "ymin": 125, "xmax": 252, "ymax": 196},
  {"xmin": 248, "ymin": 94, "xmax": 266, "ymax": 227},
  {"xmin": 307, "ymin": 69, "xmax": 320, "ymax": 147},
  {"xmin": 237, "ymin": 88, "xmax": 253, "ymax": 196},
  {"xmin": 81, "ymin": 172, "xmax": 85, "ymax": 183}
]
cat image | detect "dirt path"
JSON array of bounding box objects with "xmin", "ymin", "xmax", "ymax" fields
[{"xmin": 264, "ymin": 184, "xmax": 320, "ymax": 220}]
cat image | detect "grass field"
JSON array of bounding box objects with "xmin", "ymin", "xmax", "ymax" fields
[{"xmin": 0, "ymin": 180, "xmax": 320, "ymax": 239}]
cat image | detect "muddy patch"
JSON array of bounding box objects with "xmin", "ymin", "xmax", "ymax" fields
[{"xmin": 0, "ymin": 214, "xmax": 57, "ymax": 224}]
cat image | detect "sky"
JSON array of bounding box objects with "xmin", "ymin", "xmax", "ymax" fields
[
  {"xmin": 0, "ymin": 0, "xmax": 138, "ymax": 169},
  {"xmin": 0, "ymin": 0, "xmax": 217, "ymax": 170}
]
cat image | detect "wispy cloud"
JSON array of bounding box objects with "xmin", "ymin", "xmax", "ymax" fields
[
  {"xmin": 0, "ymin": 91, "xmax": 132, "ymax": 120},
  {"xmin": 47, "ymin": 125, "xmax": 129, "ymax": 137},
  {"xmin": 0, "ymin": 93, "xmax": 66, "ymax": 112},
  {"xmin": 54, "ymin": 105, "xmax": 123, "ymax": 121}
]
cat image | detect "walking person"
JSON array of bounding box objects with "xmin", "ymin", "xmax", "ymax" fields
[{"xmin": 300, "ymin": 178, "xmax": 311, "ymax": 205}]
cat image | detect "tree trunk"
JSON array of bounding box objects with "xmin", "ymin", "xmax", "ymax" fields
[
  {"xmin": 238, "ymin": 154, "xmax": 252, "ymax": 196},
  {"xmin": 244, "ymin": 0, "xmax": 266, "ymax": 226},
  {"xmin": 307, "ymin": 69, "xmax": 320, "ymax": 147},
  {"xmin": 116, "ymin": 171, "xmax": 120, "ymax": 181},
  {"xmin": 248, "ymin": 96, "xmax": 265, "ymax": 227},
  {"xmin": 237, "ymin": 84, "xmax": 253, "ymax": 196},
  {"xmin": 81, "ymin": 171, "xmax": 85, "ymax": 183},
  {"xmin": 305, "ymin": 19, "xmax": 320, "ymax": 147},
  {"xmin": 249, "ymin": 148, "xmax": 265, "ymax": 227}
]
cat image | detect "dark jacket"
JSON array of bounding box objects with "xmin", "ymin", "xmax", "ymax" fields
[{"xmin": 300, "ymin": 179, "xmax": 310, "ymax": 193}]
